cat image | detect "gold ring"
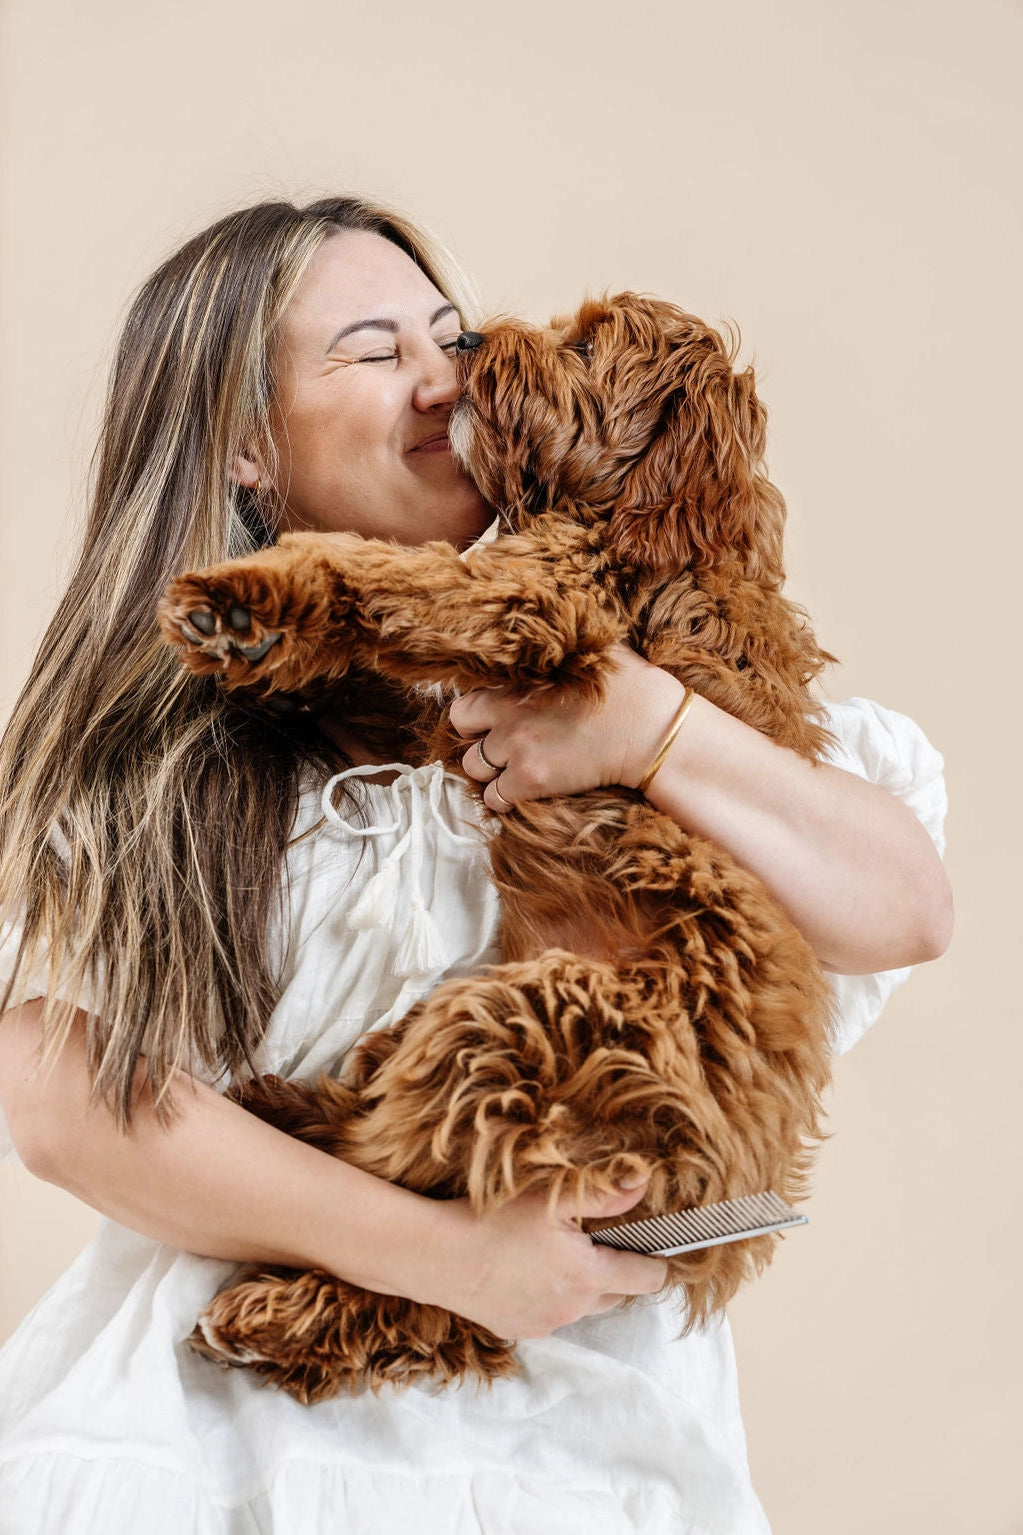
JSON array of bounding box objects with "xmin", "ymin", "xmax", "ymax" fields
[
  {"xmin": 491, "ymin": 781, "xmax": 514, "ymax": 811},
  {"xmin": 475, "ymin": 737, "xmax": 500, "ymax": 773}
]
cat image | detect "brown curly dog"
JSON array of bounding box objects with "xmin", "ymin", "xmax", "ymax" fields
[{"xmin": 158, "ymin": 293, "xmax": 836, "ymax": 1403}]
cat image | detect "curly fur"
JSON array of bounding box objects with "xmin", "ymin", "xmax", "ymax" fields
[{"xmin": 160, "ymin": 293, "xmax": 836, "ymax": 1402}]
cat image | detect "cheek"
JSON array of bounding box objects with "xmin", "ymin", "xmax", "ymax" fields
[
  {"xmin": 294, "ymin": 361, "xmax": 394, "ymax": 437},
  {"xmin": 330, "ymin": 379, "xmax": 405, "ymax": 469},
  {"xmin": 287, "ymin": 406, "xmax": 373, "ymax": 494}
]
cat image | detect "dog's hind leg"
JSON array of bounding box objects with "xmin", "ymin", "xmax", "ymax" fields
[
  {"xmin": 190, "ymin": 1267, "xmax": 518, "ymax": 1400},
  {"xmin": 336, "ymin": 953, "xmax": 682, "ymax": 1214},
  {"xmin": 198, "ymin": 1036, "xmax": 522, "ymax": 1397}
]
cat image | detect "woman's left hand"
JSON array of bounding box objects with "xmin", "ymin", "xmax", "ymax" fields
[{"xmin": 450, "ymin": 643, "xmax": 683, "ymax": 813}]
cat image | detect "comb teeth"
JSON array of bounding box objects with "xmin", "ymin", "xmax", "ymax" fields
[{"xmin": 589, "ymin": 1190, "xmax": 808, "ymax": 1257}]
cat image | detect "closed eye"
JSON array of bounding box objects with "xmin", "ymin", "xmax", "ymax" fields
[{"xmin": 356, "ymin": 337, "xmax": 461, "ymax": 364}]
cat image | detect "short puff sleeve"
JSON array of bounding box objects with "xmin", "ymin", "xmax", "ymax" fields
[{"xmin": 821, "ymin": 698, "xmax": 947, "ymax": 1055}]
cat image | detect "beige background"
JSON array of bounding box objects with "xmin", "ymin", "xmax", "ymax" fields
[{"xmin": 1, "ymin": 1, "xmax": 1020, "ymax": 1530}]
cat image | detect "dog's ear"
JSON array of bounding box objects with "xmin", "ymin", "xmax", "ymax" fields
[{"xmin": 606, "ymin": 356, "xmax": 785, "ymax": 582}]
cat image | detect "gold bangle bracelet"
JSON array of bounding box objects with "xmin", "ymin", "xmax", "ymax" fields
[{"xmin": 636, "ymin": 687, "xmax": 696, "ymax": 795}]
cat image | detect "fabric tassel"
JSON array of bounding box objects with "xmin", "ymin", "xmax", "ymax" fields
[
  {"xmin": 348, "ymin": 860, "xmax": 401, "ymax": 932},
  {"xmin": 392, "ymin": 898, "xmax": 448, "ymax": 978}
]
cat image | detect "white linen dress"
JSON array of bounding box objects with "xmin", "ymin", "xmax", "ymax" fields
[{"xmin": 0, "ymin": 698, "xmax": 947, "ymax": 1535}]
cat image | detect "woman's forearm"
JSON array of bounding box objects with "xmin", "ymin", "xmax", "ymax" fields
[
  {"xmin": 0, "ymin": 1001, "xmax": 454, "ymax": 1297},
  {"xmin": 0, "ymin": 1001, "xmax": 666, "ymax": 1338},
  {"xmin": 636, "ymin": 679, "xmax": 953, "ymax": 974}
]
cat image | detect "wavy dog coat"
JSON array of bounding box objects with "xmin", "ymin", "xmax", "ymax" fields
[{"xmin": 160, "ymin": 294, "xmax": 835, "ymax": 1401}]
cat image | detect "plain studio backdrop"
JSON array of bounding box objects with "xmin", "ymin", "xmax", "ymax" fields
[{"xmin": 1, "ymin": 2, "xmax": 1020, "ymax": 1531}]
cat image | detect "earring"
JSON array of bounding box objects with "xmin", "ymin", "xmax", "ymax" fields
[{"xmin": 254, "ymin": 478, "xmax": 262, "ymax": 494}]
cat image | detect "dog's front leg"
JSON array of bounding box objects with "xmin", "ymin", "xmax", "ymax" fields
[
  {"xmin": 160, "ymin": 529, "xmax": 625, "ymax": 699},
  {"xmin": 363, "ymin": 533, "xmax": 626, "ymax": 701}
]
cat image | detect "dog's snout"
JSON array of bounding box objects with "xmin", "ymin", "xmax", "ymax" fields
[{"xmin": 456, "ymin": 331, "xmax": 484, "ymax": 353}]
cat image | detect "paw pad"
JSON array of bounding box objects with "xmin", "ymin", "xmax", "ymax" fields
[
  {"xmin": 235, "ymin": 632, "xmax": 282, "ymax": 661},
  {"xmin": 176, "ymin": 605, "xmax": 282, "ymax": 665}
]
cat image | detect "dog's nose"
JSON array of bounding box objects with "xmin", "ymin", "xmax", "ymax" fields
[{"xmin": 456, "ymin": 331, "xmax": 484, "ymax": 352}]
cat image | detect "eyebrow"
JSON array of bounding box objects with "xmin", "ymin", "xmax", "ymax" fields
[{"xmin": 325, "ymin": 303, "xmax": 458, "ymax": 355}]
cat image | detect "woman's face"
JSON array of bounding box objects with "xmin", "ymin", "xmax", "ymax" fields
[{"xmin": 264, "ymin": 231, "xmax": 490, "ymax": 547}]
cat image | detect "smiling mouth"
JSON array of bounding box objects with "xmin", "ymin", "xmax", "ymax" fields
[{"xmin": 409, "ymin": 431, "xmax": 451, "ymax": 454}]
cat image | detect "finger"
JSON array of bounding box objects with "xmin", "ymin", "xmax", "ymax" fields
[
  {"xmin": 596, "ymin": 1248, "xmax": 670, "ymax": 1297},
  {"xmin": 590, "ymin": 1292, "xmax": 629, "ymax": 1315},
  {"xmin": 448, "ymin": 689, "xmax": 504, "ymax": 739},
  {"xmin": 561, "ymin": 1177, "xmax": 652, "ymax": 1223},
  {"xmin": 462, "ymin": 736, "xmax": 503, "ymax": 782},
  {"xmin": 483, "ymin": 777, "xmax": 517, "ymax": 813}
]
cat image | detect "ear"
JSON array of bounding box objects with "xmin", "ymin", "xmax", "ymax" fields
[
  {"xmin": 607, "ymin": 366, "xmax": 784, "ymax": 582},
  {"xmin": 231, "ymin": 450, "xmax": 267, "ymax": 490}
]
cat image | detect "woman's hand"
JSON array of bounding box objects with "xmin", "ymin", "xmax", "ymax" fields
[
  {"xmin": 450, "ymin": 643, "xmax": 679, "ymax": 812},
  {"xmin": 421, "ymin": 1179, "xmax": 668, "ymax": 1340},
  {"xmin": 449, "ymin": 646, "xmax": 951, "ymax": 974}
]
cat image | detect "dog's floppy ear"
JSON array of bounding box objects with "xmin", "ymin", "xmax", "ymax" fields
[{"xmin": 607, "ymin": 357, "xmax": 785, "ymax": 583}]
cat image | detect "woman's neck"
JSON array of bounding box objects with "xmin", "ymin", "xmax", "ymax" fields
[
  {"xmin": 314, "ymin": 715, "xmax": 399, "ymax": 768},
  {"xmin": 310, "ymin": 670, "xmax": 428, "ymax": 770}
]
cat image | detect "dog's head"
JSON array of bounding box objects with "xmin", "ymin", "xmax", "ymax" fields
[{"xmin": 451, "ymin": 294, "xmax": 785, "ymax": 582}]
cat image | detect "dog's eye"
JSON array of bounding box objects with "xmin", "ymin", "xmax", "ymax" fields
[{"xmin": 568, "ymin": 339, "xmax": 593, "ymax": 358}]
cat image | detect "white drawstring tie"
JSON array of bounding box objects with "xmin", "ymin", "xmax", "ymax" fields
[{"xmin": 320, "ymin": 763, "xmax": 479, "ymax": 979}]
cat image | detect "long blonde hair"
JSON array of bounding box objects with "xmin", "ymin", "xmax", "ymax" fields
[{"xmin": 0, "ymin": 195, "xmax": 479, "ymax": 1126}]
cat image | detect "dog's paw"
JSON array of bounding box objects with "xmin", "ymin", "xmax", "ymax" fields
[
  {"xmin": 162, "ymin": 573, "xmax": 282, "ymax": 666},
  {"xmin": 189, "ymin": 1307, "xmax": 269, "ymax": 1369},
  {"xmin": 188, "ymin": 1270, "xmax": 332, "ymax": 1390},
  {"xmin": 158, "ymin": 554, "xmax": 358, "ymax": 692}
]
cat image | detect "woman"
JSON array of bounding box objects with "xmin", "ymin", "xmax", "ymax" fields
[{"xmin": 0, "ymin": 195, "xmax": 950, "ymax": 1533}]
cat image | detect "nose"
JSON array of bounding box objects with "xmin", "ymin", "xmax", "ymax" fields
[
  {"xmin": 414, "ymin": 344, "xmax": 461, "ymax": 413},
  {"xmin": 456, "ymin": 331, "xmax": 484, "ymax": 352}
]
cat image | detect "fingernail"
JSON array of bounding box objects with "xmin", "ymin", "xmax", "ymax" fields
[{"xmin": 617, "ymin": 1173, "xmax": 649, "ymax": 1190}]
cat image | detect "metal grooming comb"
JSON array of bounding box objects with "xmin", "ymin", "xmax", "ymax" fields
[{"xmin": 589, "ymin": 1190, "xmax": 808, "ymax": 1258}]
